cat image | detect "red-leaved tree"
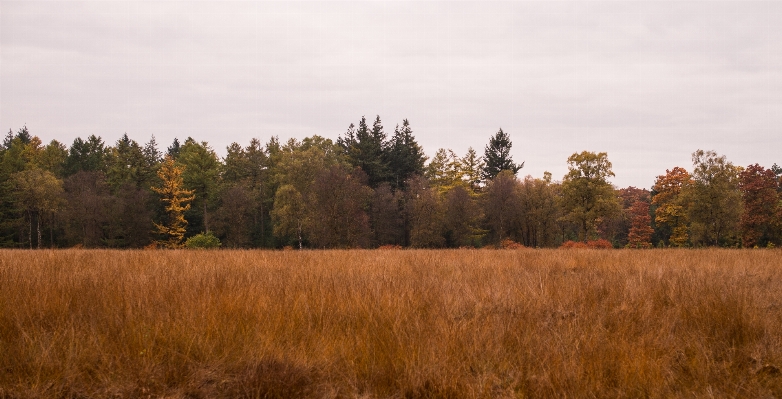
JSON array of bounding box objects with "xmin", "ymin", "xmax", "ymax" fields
[{"xmin": 738, "ymin": 164, "xmax": 780, "ymax": 247}]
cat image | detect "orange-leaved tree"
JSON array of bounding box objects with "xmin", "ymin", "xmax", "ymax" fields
[
  {"xmin": 651, "ymin": 167, "xmax": 691, "ymax": 247},
  {"xmin": 626, "ymin": 199, "xmax": 654, "ymax": 248},
  {"xmin": 152, "ymin": 156, "xmax": 194, "ymax": 248}
]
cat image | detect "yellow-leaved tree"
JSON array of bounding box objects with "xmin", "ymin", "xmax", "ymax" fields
[{"xmin": 152, "ymin": 156, "xmax": 194, "ymax": 248}]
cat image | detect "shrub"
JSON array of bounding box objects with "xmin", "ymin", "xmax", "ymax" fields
[
  {"xmin": 500, "ymin": 239, "xmax": 525, "ymax": 249},
  {"xmin": 586, "ymin": 239, "xmax": 613, "ymax": 249},
  {"xmin": 184, "ymin": 232, "xmax": 221, "ymax": 249},
  {"xmin": 560, "ymin": 240, "xmax": 588, "ymax": 249}
]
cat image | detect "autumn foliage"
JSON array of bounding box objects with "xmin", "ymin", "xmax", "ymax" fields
[
  {"xmin": 151, "ymin": 156, "xmax": 194, "ymax": 248},
  {"xmin": 739, "ymin": 164, "xmax": 781, "ymax": 247}
]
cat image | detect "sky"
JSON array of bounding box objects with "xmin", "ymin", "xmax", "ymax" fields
[{"xmin": 1, "ymin": 1, "xmax": 780, "ymax": 189}]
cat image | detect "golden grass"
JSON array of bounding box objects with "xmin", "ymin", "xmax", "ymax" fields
[{"xmin": 1, "ymin": 249, "xmax": 781, "ymax": 398}]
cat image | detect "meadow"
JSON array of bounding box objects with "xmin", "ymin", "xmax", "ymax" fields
[{"xmin": 1, "ymin": 249, "xmax": 781, "ymax": 398}]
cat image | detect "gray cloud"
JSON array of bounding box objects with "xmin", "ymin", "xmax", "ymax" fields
[{"xmin": 1, "ymin": 1, "xmax": 780, "ymax": 188}]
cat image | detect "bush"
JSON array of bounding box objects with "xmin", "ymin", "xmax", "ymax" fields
[
  {"xmin": 586, "ymin": 239, "xmax": 613, "ymax": 249},
  {"xmin": 499, "ymin": 239, "xmax": 525, "ymax": 249},
  {"xmin": 185, "ymin": 232, "xmax": 221, "ymax": 249},
  {"xmin": 560, "ymin": 239, "xmax": 613, "ymax": 249}
]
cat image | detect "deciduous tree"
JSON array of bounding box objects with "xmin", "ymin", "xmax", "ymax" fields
[
  {"xmin": 559, "ymin": 151, "xmax": 620, "ymax": 242},
  {"xmin": 651, "ymin": 167, "xmax": 691, "ymax": 247},
  {"xmin": 738, "ymin": 164, "xmax": 780, "ymax": 247},
  {"xmin": 687, "ymin": 150, "xmax": 741, "ymax": 246},
  {"xmin": 152, "ymin": 156, "xmax": 194, "ymax": 248},
  {"xmin": 308, "ymin": 165, "xmax": 372, "ymax": 248},
  {"xmin": 11, "ymin": 168, "xmax": 63, "ymax": 248}
]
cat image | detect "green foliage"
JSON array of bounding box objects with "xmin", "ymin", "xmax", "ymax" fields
[
  {"xmin": 65, "ymin": 135, "xmax": 109, "ymax": 176},
  {"xmin": 184, "ymin": 232, "xmax": 221, "ymax": 249},
  {"xmin": 482, "ymin": 128, "xmax": 523, "ymax": 181},
  {"xmin": 687, "ymin": 150, "xmax": 742, "ymax": 246},
  {"xmin": 385, "ymin": 119, "xmax": 427, "ymax": 189},
  {"xmin": 179, "ymin": 138, "xmax": 220, "ymax": 233},
  {"xmin": 560, "ymin": 151, "xmax": 620, "ymax": 242}
]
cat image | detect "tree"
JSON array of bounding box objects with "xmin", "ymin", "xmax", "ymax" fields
[
  {"xmin": 559, "ymin": 151, "xmax": 620, "ymax": 242},
  {"xmin": 460, "ymin": 147, "xmax": 484, "ymax": 192},
  {"xmin": 405, "ymin": 176, "xmax": 445, "ymax": 248},
  {"xmin": 385, "ymin": 119, "xmax": 426, "ymax": 189},
  {"xmin": 11, "ymin": 168, "xmax": 64, "ymax": 248},
  {"xmin": 516, "ymin": 175, "xmax": 560, "ymax": 248},
  {"xmin": 64, "ymin": 135, "xmax": 109, "ymax": 176},
  {"xmin": 152, "ymin": 156, "xmax": 194, "ymax": 248},
  {"xmin": 308, "ymin": 165, "xmax": 372, "ymax": 248},
  {"xmin": 626, "ymin": 199, "xmax": 654, "ymax": 248},
  {"xmin": 443, "ymin": 185, "xmax": 482, "ymax": 247},
  {"xmin": 213, "ymin": 185, "xmax": 254, "ymax": 248},
  {"xmin": 651, "ymin": 167, "xmax": 692, "ymax": 247},
  {"xmin": 370, "ymin": 183, "xmax": 404, "ymax": 246},
  {"xmin": 687, "ymin": 150, "xmax": 741, "ymax": 246},
  {"xmin": 482, "ymin": 128, "xmax": 523, "ymax": 181},
  {"xmin": 483, "ymin": 170, "xmax": 521, "ymax": 243},
  {"xmin": 271, "ymin": 184, "xmax": 306, "ymax": 249},
  {"xmin": 62, "ymin": 171, "xmax": 113, "ymax": 247},
  {"xmin": 39, "ymin": 140, "xmax": 68, "ymax": 178},
  {"xmin": 179, "ymin": 138, "xmax": 220, "ymax": 234},
  {"xmin": 338, "ymin": 116, "xmax": 389, "ymax": 188},
  {"xmin": 167, "ymin": 138, "xmax": 181, "ymax": 160},
  {"xmin": 107, "ymin": 133, "xmax": 146, "ymax": 190},
  {"xmin": 426, "ymin": 148, "xmax": 464, "ymax": 193},
  {"xmin": 738, "ymin": 164, "xmax": 780, "ymax": 247}
]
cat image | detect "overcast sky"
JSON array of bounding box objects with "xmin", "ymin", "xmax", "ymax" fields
[{"xmin": 1, "ymin": 1, "xmax": 780, "ymax": 188}]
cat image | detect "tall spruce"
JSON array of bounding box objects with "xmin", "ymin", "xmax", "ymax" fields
[
  {"xmin": 482, "ymin": 128, "xmax": 523, "ymax": 181},
  {"xmin": 386, "ymin": 119, "xmax": 426, "ymax": 189},
  {"xmin": 338, "ymin": 115, "xmax": 389, "ymax": 188}
]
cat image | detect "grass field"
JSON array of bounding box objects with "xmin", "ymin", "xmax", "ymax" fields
[{"xmin": 1, "ymin": 249, "xmax": 781, "ymax": 398}]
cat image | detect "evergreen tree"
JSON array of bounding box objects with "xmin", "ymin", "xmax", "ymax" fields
[
  {"xmin": 65, "ymin": 135, "xmax": 109, "ymax": 176},
  {"xmin": 385, "ymin": 119, "xmax": 426, "ymax": 190},
  {"xmin": 167, "ymin": 138, "xmax": 181, "ymax": 160},
  {"xmin": 460, "ymin": 147, "xmax": 484, "ymax": 192},
  {"xmin": 106, "ymin": 133, "xmax": 145, "ymax": 190},
  {"xmin": 339, "ymin": 115, "xmax": 390, "ymax": 188},
  {"xmin": 179, "ymin": 138, "xmax": 220, "ymax": 234},
  {"xmin": 482, "ymin": 128, "xmax": 523, "ymax": 181}
]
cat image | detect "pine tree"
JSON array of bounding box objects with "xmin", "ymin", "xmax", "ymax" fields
[
  {"xmin": 339, "ymin": 115, "xmax": 390, "ymax": 188},
  {"xmin": 152, "ymin": 156, "xmax": 194, "ymax": 248},
  {"xmin": 482, "ymin": 128, "xmax": 523, "ymax": 181},
  {"xmin": 386, "ymin": 119, "xmax": 426, "ymax": 189}
]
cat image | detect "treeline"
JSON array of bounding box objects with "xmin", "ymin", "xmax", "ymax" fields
[{"xmin": 2, "ymin": 118, "xmax": 781, "ymax": 249}]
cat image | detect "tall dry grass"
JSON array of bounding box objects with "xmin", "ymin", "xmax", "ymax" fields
[{"xmin": 1, "ymin": 249, "xmax": 781, "ymax": 398}]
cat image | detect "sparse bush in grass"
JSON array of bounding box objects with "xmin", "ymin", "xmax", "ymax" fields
[
  {"xmin": 184, "ymin": 232, "xmax": 221, "ymax": 249},
  {"xmin": 499, "ymin": 239, "xmax": 524, "ymax": 249}
]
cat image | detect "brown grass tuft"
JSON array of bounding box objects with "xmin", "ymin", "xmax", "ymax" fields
[{"xmin": 1, "ymin": 249, "xmax": 782, "ymax": 397}]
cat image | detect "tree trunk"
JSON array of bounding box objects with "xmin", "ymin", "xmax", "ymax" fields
[
  {"xmin": 297, "ymin": 220, "xmax": 303, "ymax": 250},
  {"xmin": 28, "ymin": 211, "xmax": 32, "ymax": 249},
  {"xmin": 36, "ymin": 212, "xmax": 42, "ymax": 249},
  {"xmin": 204, "ymin": 202, "xmax": 209, "ymax": 233}
]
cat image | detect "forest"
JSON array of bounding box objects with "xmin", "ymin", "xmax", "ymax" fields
[{"xmin": 1, "ymin": 116, "xmax": 781, "ymax": 249}]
